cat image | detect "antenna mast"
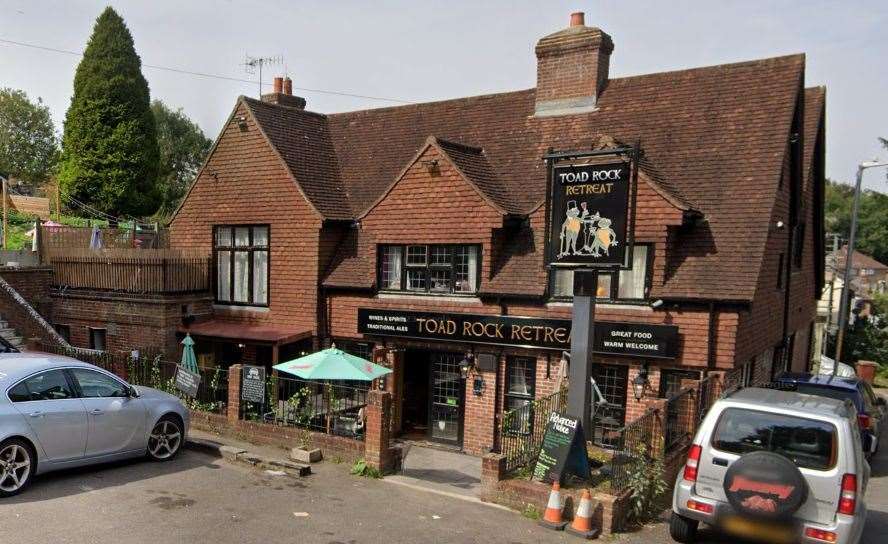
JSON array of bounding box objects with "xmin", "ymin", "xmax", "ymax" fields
[{"xmin": 243, "ymin": 54, "xmax": 283, "ymax": 98}]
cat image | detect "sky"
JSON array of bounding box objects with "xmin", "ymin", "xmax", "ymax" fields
[{"xmin": 1, "ymin": 0, "xmax": 887, "ymax": 190}]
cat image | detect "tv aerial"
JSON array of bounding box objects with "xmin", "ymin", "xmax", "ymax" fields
[{"xmin": 242, "ymin": 54, "xmax": 283, "ymax": 98}]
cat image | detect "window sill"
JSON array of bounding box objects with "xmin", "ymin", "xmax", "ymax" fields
[
  {"xmin": 376, "ymin": 292, "xmax": 482, "ymax": 304},
  {"xmin": 213, "ymin": 303, "xmax": 270, "ymax": 313},
  {"xmin": 546, "ymin": 299, "xmax": 654, "ymax": 311}
]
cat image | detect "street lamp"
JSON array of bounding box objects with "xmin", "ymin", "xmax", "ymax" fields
[{"xmin": 833, "ymin": 160, "xmax": 888, "ymax": 370}]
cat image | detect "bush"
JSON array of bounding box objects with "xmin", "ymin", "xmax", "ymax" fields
[
  {"xmin": 625, "ymin": 444, "xmax": 668, "ymax": 522},
  {"xmin": 350, "ymin": 458, "xmax": 381, "ymax": 479}
]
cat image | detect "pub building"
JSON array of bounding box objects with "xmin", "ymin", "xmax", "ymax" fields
[{"xmin": 168, "ymin": 12, "xmax": 826, "ymax": 456}]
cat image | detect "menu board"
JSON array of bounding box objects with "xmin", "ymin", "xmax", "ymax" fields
[
  {"xmin": 174, "ymin": 366, "xmax": 201, "ymax": 398},
  {"xmin": 532, "ymin": 412, "xmax": 590, "ymax": 484},
  {"xmin": 241, "ymin": 365, "xmax": 266, "ymax": 404}
]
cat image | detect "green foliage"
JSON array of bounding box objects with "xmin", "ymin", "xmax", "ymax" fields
[
  {"xmin": 151, "ymin": 100, "xmax": 211, "ymax": 219},
  {"xmin": 844, "ymin": 319, "xmax": 888, "ymax": 365},
  {"xmin": 521, "ymin": 503, "xmax": 541, "ymax": 520},
  {"xmin": 826, "ymin": 177, "xmax": 888, "ymax": 264},
  {"xmin": 625, "ymin": 444, "xmax": 668, "ymax": 523},
  {"xmin": 58, "ymin": 7, "xmax": 160, "ymax": 218},
  {"xmin": 350, "ymin": 458, "xmax": 381, "ymax": 478},
  {"xmin": 0, "ymin": 88, "xmax": 59, "ymax": 185}
]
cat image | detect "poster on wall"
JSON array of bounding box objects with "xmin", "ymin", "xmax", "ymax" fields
[{"xmin": 546, "ymin": 161, "xmax": 633, "ymax": 268}]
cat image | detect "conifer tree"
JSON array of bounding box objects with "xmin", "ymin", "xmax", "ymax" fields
[{"xmin": 59, "ymin": 6, "xmax": 159, "ymax": 217}]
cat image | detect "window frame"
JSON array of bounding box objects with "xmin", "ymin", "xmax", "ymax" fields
[
  {"xmin": 88, "ymin": 327, "xmax": 107, "ymax": 352},
  {"xmin": 53, "ymin": 323, "xmax": 71, "ymax": 343},
  {"xmin": 549, "ymin": 243, "xmax": 654, "ymax": 302},
  {"xmin": 212, "ymin": 224, "xmax": 271, "ymax": 307},
  {"xmin": 505, "ymin": 356, "xmax": 537, "ymax": 411},
  {"xmin": 377, "ymin": 243, "xmax": 481, "ymax": 296},
  {"xmin": 658, "ymin": 369, "xmax": 701, "ymax": 398}
]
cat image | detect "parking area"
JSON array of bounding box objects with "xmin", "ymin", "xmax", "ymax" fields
[{"xmin": 0, "ymin": 447, "xmax": 570, "ymax": 544}]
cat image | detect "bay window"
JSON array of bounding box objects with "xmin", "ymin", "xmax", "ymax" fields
[
  {"xmin": 550, "ymin": 244, "xmax": 651, "ymax": 301},
  {"xmin": 378, "ymin": 244, "xmax": 479, "ymax": 294},
  {"xmin": 214, "ymin": 225, "xmax": 269, "ymax": 306}
]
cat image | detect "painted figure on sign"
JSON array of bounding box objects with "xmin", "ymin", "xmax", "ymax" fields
[
  {"xmin": 559, "ymin": 201, "xmax": 583, "ymax": 256},
  {"xmin": 590, "ymin": 217, "xmax": 618, "ymax": 257}
]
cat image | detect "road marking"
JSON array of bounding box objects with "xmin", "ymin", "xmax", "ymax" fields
[{"xmin": 382, "ymin": 477, "xmax": 512, "ymax": 511}]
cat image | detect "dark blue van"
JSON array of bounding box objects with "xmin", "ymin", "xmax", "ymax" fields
[{"xmin": 776, "ymin": 372, "xmax": 886, "ymax": 458}]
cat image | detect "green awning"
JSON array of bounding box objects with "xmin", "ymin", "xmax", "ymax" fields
[{"xmin": 273, "ymin": 347, "xmax": 391, "ymax": 381}]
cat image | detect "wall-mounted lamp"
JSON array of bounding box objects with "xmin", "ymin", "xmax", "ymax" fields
[
  {"xmin": 459, "ymin": 352, "xmax": 475, "ymax": 379},
  {"xmin": 776, "ymin": 220, "xmax": 785, "ymax": 229},
  {"xmin": 236, "ymin": 115, "xmax": 248, "ymax": 131},
  {"xmin": 650, "ymin": 299, "xmax": 664, "ymax": 309},
  {"xmin": 422, "ymin": 159, "xmax": 440, "ymax": 174},
  {"xmin": 632, "ymin": 364, "xmax": 651, "ymax": 401}
]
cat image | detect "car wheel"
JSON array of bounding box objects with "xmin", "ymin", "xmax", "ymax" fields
[
  {"xmin": 0, "ymin": 438, "xmax": 34, "ymax": 498},
  {"xmin": 147, "ymin": 416, "xmax": 183, "ymax": 462},
  {"xmin": 669, "ymin": 512, "xmax": 698, "ymax": 543}
]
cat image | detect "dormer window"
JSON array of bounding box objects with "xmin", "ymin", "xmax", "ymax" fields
[{"xmin": 379, "ymin": 244, "xmax": 479, "ymax": 295}]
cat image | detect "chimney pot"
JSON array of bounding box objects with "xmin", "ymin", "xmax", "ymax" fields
[
  {"xmin": 273, "ymin": 76, "xmax": 283, "ymax": 94},
  {"xmin": 570, "ymin": 11, "xmax": 585, "ymax": 27},
  {"xmin": 283, "ymin": 77, "xmax": 293, "ymax": 96}
]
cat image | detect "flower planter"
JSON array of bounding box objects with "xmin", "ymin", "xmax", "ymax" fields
[{"xmin": 290, "ymin": 446, "xmax": 322, "ymax": 464}]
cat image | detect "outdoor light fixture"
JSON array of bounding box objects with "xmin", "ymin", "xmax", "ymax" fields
[
  {"xmin": 632, "ymin": 364, "xmax": 651, "ymax": 401},
  {"xmin": 459, "ymin": 352, "xmax": 475, "ymax": 379},
  {"xmin": 650, "ymin": 299, "xmax": 664, "ymax": 309},
  {"xmin": 236, "ymin": 115, "xmax": 248, "ymax": 131}
]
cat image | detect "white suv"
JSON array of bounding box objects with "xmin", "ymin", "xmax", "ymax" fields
[{"xmin": 671, "ymin": 387, "xmax": 870, "ymax": 544}]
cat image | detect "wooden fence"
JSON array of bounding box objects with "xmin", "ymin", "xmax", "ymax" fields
[
  {"xmin": 39, "ymin": 225, "xmax": 168, "ymax": 258},
  {"xmin": 50, "ymin": 249, "xmax": 210, "ymax": 294}
]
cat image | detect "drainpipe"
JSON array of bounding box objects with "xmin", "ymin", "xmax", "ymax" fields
[{"xmin": 707, "ymin": 302, "xmax": 717, "ymax": 371}]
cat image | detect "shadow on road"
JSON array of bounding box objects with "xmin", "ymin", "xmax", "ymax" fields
[{"xmin": 6, "ymin": 450, "xmax": 218, "ymax": 504}]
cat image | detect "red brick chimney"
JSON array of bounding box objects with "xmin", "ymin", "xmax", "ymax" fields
[
  {"xmin": 261, "ymin": 75, "xmax": 306, "ymax": 109},
  {"xmin": 535, "ymin": 11, "xmax": 614, "ymax": 117}
]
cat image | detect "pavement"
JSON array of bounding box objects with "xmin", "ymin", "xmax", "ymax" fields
[
  {"xmin": 0, "ymin": 429, "xmax": 570, "ymax": 544},
  {"xmin": 386, "ymin": 441, "xmax": 482, "ymax": 499}
]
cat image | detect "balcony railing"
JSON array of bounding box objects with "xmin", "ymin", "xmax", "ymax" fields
[{"xmin": 50, "ymin": 249, "xmax": 210, "ymax": 294}]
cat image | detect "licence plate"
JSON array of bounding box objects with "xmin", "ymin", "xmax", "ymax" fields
[{"xmin": 720, "ymin": 515, "xmax": 795, "ymax": 543}]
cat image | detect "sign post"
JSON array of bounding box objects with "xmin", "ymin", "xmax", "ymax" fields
[{"xmin": 544, "ymin": 145, "xmax": 638, "ymax": 467}]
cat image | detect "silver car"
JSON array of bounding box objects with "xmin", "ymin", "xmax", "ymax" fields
[
  {"xmin": 0, "ymin": 352, "xmax": 189, "ymax": 497},
  {"xmin": 672, "ymin": 388, "xmax": 870, "ymax": 544}
]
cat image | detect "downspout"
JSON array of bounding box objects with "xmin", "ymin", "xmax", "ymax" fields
[{"xmin": 707, "ymin": 302, "xmax": 717, "ymax": 371}]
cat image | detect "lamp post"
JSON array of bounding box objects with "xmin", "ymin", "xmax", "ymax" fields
[{"xmin": 833, "ymin": 160, "xmax": 888, "ymax": 369}]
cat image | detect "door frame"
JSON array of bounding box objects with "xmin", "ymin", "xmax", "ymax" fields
[{"xmin": 426, "ymin": 350, "xmax": 465, "ymax": 447}]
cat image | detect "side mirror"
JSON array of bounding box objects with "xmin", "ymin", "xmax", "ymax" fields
[
  {"xmin": 870, "ymin": 435, "xmax": 879, "ymax": 455},
  {"xmin": 127, "ymin": 386, "xmax": 139, "ymax": 398}
]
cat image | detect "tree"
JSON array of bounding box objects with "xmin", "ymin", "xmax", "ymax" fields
[
  {"xmin": 58, "ymin": 7, "xmax": 159, "ymax": 218},
  {"xmin": 825, "ymin": 178, "xmax": 888, "ymax": 265},
  {"xmin": 151, "ymin": 100, "xmax": 212, "ymax": 218},
  {"xmin": 0, "ymin": 88, "xmax": 59, "ymax": 185}
]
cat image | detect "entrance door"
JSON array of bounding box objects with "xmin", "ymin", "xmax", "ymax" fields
[
  {"xmin": 429, "ymin": 352, "xmax": 463, "ymax": 445},
  {"xmin": 591, "ymin": 364, "xmax": 628, "ymax": 448}
]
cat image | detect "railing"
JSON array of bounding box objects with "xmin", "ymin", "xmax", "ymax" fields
[
  {"xmin": 240, "ymin": 374, "xmax": 370, "ymax": 441},
  {"xmin": 39, "ymin": 225, "xmax": 168, "ymax": 257},
  {"xmin": 37, "ymin": 342, "xmax": 228, "ymax": 414},
  {"xmin": 607, "ymin": 407, "xmax": 661, "ymax": 492},
  {"xmin": 663, "ymin": 387, "xmax": 697, "ymax": 454},
  {"xmin": 500, "ymin": 387, "xmax": 568, "ymax": 475},
  {"xmin": 49, "ymin": 249, "xmax": 210, "ymax": 294}
]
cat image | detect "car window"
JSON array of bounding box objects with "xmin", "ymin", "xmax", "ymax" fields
[
  {"xmin": 20, "ymin": 370, "xmax": 75, "ymax": 401},
  {"xmin": 69, "ymin": 368, "xmax": 128, "ymax": 398},
  {"xmin": 712, "ymin": 408, "xmax": 837, "ymax": 471},
  {"xmin": 791, "ymin": 383, "xmax": 857, "ymax": 404},
  {"xmin": 8, "ymin": 381, "xmax": 30, "ymax": 402}
]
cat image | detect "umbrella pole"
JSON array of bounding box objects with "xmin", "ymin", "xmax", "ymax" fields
[{"xmin": 325, "ymin": 383, "xmax": 331, "ymax": 434}]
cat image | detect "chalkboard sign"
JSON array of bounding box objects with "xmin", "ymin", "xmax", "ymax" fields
[
  {"xmin": 532, "ymin": 411, "xmax": 591, "ymax": 484},
  {"xmin": 241, "ymin": 365, "xmax": 266, "ymax": 404},
  {"xmin": 174, "ymin": 366, "xmax": 201, "ymax": 398}
]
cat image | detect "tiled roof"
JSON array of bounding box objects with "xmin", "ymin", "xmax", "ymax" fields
[
  {"xmin": 322, "ymin": 228, "xmax": 375, "ymax": 289},
  {"xmin": 244, "ymin": 54, "xmax": 812, "ymax": 300},
  {"xmin": 835, "ymin": 245, "xmax": 888, "ymax": 271}
]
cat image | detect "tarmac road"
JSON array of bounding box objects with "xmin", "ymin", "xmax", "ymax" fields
[{"xmin": 0, "ymin": 446, "xmax": 572, "ymax": 544}]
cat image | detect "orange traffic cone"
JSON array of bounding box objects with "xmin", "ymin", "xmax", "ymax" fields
[
  {"xmin": 566, "ymin": 489, "xmax": 599, "ymax": 539},
  {"xmin": 538, "ymin": 481, "xmax": 567, "ymax": 530}
]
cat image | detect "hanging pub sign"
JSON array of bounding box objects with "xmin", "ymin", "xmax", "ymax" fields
[
  {"xmin": 357, "ymin": 308, "xmax": 678, "ymax": 358},
  {"xmin": 546, "ymin": 160, "xmax": 633, "ymax": 268}
]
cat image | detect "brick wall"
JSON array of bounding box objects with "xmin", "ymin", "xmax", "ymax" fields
[
  {"xmin": 0, "ymin": 267, "xmax": 56, "ymax": 344},
  {"xmin": 169, "ymin": 101, "xmax": 325, "ymax": 335},
  {"xmin": 51, "ymin": 290, "xmax": 212, "ymax": 358}
]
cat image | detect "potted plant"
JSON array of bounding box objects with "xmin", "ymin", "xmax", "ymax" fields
[{"xmin": 291, "ymin": 427, "xmax": 322, "ymax": 463}]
